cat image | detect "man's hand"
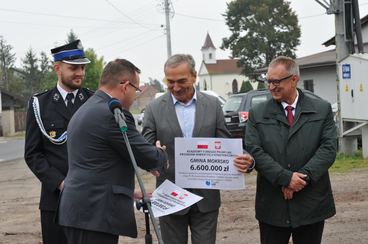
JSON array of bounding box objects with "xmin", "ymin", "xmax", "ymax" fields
[
  {"xmin": 151, "ymin": 140, "xmax": 169, "ymax": 177},
  {"xmin": 150, "ymin": 170, "xmax": 160, "ymax": 177},
  {"xmin": 155, "ymin": 140, "xmax": 169, "ymax": 169},
  {"xmin": 134, "ymin": 190, "xmax": 152, "ymax": 200},
  {"xmin": 288, "ymin": 172, "xmax": 307, "ymax": 192},
  {"xmin": 155, "ymin": 140, "xmax": 166, "ymax": 151},
  {"xmin": 234, "ymin": 154, "xmax": 254, "ymax": 173},
  {"xmin": 58, "ymin": 180, "xmax": 65, "ymax": 191},
  {"xmin": 282, "ymin": 187, "xmax": 294, "ymax": 200}
]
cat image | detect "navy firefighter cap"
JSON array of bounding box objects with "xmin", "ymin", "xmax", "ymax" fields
[{"xmin": 51, "ymin": 40, "xmax": 90, "ymax": 64}]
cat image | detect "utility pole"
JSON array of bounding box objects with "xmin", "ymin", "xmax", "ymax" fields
[
  {"xmin": 164, "ymin": 0, "xmax": 172, "ymax": 58},
  {"xmin": 316, "ymin": 0, "xmax": 364, "ymax": 154}
]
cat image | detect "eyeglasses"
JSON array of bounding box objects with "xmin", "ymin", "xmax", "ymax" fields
[
  {"xmin": 120, "ymin": 81, "xmax": 142, "ymax": 92},
  {"xmin": 128, "ymin": 82, "xmax": 142, "ymax": 92},
  {"xmin": 266, "ymin": 74, "xmax": 293, "ymax": 86}
]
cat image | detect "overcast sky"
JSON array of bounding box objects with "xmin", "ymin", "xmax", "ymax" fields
[{"xmin": 1, "ymin": 0, "xmax": 368, "ymax": 83}]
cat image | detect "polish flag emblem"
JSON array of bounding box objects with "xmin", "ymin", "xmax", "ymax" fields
[{"xmin": 197, "ymin": 141, "xmax": 209, "ymax": 149}]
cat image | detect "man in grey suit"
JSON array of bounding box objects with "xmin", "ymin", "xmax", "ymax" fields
[
  {"xmin": 58, "ymin": 59, "xmax": 167, "ymax": 244},
  {"xmin": 142, "ymin": 54, "xmax": 254, "ymax": 244}
]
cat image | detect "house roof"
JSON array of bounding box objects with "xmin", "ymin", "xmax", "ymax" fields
[
  {"xmin": 254, "ymin": 49, "xmax": 336, "ymax": 74},
  {"xmin": 1, "ymin": 90, "xmax": 24, "ymax": 108},
  {"xmin": 201, "ymin": 33, "xmax": 216, "ymax": 50},
  {"xmin": 296, "ymin": 49, "xmax": 336, "ymax": 69},
  {"xmin": 203, "ymin": 59, "xmax": 242, "ymax": 74},
  {"xmin": 323, "ymin": 14, "xmax": 368, "ymax": 47}
]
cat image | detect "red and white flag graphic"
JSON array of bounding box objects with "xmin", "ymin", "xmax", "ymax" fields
[{"xmin": 197, "ymin": 141, "xmax": 209, "ymax": 149}]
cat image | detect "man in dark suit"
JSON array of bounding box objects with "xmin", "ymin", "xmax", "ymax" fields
[
  {"xmin": 245, "ymin": 56, "xmax": 337, "ymax": 244},
  {"xmin": 24, "ymin": 40, "xmax": 93, "ymax": 244},
  {"xmin": 142, "ymin": 54, "xmax": 254, "ymax": 244},
  {"xmin": 57, "ymin": 59, "xmax": 167, "ymax": 244}
]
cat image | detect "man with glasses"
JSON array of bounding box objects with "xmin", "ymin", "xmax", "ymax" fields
[
  {"xmin": 57, "ymin": 59, "xmax": 167, "ymax": 244},
  {"xmin": 142, "ymin": 54, "xmax": 254, "ymax": 244},
  {"xmin": 245, "ymin": 56, "xmax": 337, "ymax": 244}
]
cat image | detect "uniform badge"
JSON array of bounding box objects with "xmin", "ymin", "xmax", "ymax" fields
[
  {"xmin": 78, "ymin": 93, "xmax": 84, "ymax": 101},
  {"xmin": 49, "ymin": 131, "xmax": 57, "ymax": 138},
  {"xmin": 53, "ymin": 93, "xmax": 60, "ymax": 102}
]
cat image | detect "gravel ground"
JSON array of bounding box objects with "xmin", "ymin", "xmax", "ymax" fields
[{"xmin": 0, "ymin": 159, "xmax": 367, "ymax": 244}]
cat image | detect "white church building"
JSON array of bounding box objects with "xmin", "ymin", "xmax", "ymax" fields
[{"xmin": 197, "ymin": 33, "xmax": 247, "ymax": 99}]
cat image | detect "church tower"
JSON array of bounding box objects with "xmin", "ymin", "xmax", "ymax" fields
[{"xmin": 201, "ymin": 33, "xmax": 217, "ymax": 64}]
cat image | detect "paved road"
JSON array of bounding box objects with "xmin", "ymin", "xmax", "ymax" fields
[
  {"xmin": 0, "ymin": 114, "xmax": 142, "ymax": 164},
  {"xmin": 0, "ymin": 137, "xmax": 25, "ymax": 162}
]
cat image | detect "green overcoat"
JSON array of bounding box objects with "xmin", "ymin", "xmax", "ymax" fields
[{"xmin": 245, "ymin": 89, "xmax": 337, "ymax": 228}]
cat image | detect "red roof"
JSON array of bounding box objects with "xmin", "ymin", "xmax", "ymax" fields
[{"xmin": 204, "ymin": 59, "xmax": 242, "ymax": 74}]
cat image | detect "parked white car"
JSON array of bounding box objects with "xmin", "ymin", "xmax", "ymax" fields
[{"xmin": 201, "ymin": 90, "xmax": 226, "ymax": 106}]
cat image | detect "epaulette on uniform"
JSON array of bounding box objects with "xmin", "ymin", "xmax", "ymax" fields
[
  {"xmin": 33, "ymin": 89, "xmax": 49, "ymax": 97},
  {"xmin": 83, "ymin": 87, "xmax": 95, "ymax": 96}
]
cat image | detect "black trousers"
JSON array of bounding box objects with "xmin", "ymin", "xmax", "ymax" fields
[
  {"xmin": 40, "ymin": 210, "xmax": 67, "ymax": 244},
  {"xmin": 259, "ymin": 221, "xmax": 325, "ymax": 244},
  {"xmin": 63, "ymin": 226, "xmax": 119, "ymax": 244}
]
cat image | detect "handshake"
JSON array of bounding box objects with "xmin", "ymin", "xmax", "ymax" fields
[{"xmin": 150, "ymin": 140, "xmax": 169, "ymax": 177}]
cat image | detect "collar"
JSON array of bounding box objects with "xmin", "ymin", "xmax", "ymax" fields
[
  {"xmin": 57, "ymin": 83, "xmax": 78, "ymax": 101},
  {"xmin": 171, "ymin": 88, "xmax": 197, "ymax": 106},
  {"xmin": 281, "ymin": 89, "xmax": 299, "ymax": 110}
]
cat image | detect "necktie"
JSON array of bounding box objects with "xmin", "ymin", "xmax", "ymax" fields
[
  {"xmin": 66, "ymin": 93, "xmax": 75, "ymax": 114},
  {"xmin": 286, "ymin": 106, "xmax": 294, "ymax": 126}
]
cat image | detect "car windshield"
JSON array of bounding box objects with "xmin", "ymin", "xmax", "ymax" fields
[
  {"xmin": 250, "ymin": 95, "xmax": 268, "ymax": 107},
  {"xmin": 222, "ymin": 96, "xmax": 243, "ymax": 112}
]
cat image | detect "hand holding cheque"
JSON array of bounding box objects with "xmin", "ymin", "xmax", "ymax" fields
[{"xmin": 175, "ymin": 137, "xmax": 254, "ymax": 190}]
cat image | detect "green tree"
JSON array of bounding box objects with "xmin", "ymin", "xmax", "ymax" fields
[
  {"xmin": 0, "ymin": 36, "xmax": 16, "ymax": 90},
  {"xmin": 83, "ymin": 49, "xmax": 104, "ymax": 91},
  {"xmin": 222, "ymin": 0, "xmax": 300, "ymax": 77},
  {"xmin": 22, "ymin": 48, "xmax": 42, "ymax": 99},
  {"xmin": 257, "ymin": 81, "xmax": 266, "ymax": 90},
  {"xmin": 39, "ymin": 51, "xmax": 57, "ymax": 90},
  {"xmin": 239, "ymin": 80, "xmax": 253, "ymax": 93}
]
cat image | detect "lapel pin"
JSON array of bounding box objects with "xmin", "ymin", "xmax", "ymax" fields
[
  {"xmin": 53, "ymin": 93, "xmax": 60, "ymax": 102},
  {"xmin": 78, "ymin": 93, "xmax": 84, "ymax": 101}
]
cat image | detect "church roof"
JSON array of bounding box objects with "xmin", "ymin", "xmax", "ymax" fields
[
  {"xmin": 203, "ymin": 59, "xmax": 242, "ymax": 74},
  {"xmin": 201, "ymin": 33, "xmax": 216, "ymax": 50}
]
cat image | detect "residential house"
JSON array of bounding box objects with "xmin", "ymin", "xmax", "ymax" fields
[
  {"xmin": 131, "ymin": 84, "xmax": 159, "ymax": 112},
  {"xmin": 295, "ymin": 14, "xmax": 368, "ymax": 105},
  {"xmin": 0, "ymin": 90, "xmax": 24, "ymax": 136}
]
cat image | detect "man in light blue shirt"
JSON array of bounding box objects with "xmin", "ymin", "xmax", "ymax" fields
[{"xmin": 143, "ymin": 54, "xmax": 254, "ymax": 244}]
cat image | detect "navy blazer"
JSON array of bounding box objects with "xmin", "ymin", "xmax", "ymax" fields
[
  {"xmin": 58, "ymin": 90, "xmax": 167, "ymax": 237},
  {"xmin": 24, "ymin": 86, "xmax": 93, "ymax": 211}
]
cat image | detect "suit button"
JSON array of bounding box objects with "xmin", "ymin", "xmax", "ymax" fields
[
  {"xmin": 286, "ymin": 220, "xmax": 290, "ymax": 224},
  {"xmin": 51, "ymin": 123, "xmax": 55, "ymax": 127},
  {"xmin": 287, "ymin": 164, "xmax": 291, "ymax": 168}
]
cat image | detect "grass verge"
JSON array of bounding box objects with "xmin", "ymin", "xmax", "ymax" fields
[{"xmin": 330, "ymin": 150, "xmax": 368, "ymax": 173}]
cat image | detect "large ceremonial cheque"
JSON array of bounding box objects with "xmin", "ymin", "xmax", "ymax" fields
[{"xmin": 175, "ymin": 137, "xmax": 244, "ymax": 190}]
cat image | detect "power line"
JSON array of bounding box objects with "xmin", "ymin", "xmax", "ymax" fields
[
  {"xmin": 117, "ymin": 33, "xmax": 166, "ymax": 53},
  {"xmin": 0, "ymin": 19, "xmax": 150, "ymax": 30},
  {"xmin": 175, "ymin": 12, "xmax": 224, "ymax": 22},
  {"xmin": 95, "ymin": 29, "xmax": 162, "ymax": 51},
  {"xmin": 104, "ymin": 0, "xmax": 151, "ymax": 29},
  {"xmin": 0, "ymin": 7, "xmax": 160, "ymax": 26}
]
